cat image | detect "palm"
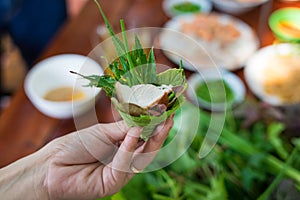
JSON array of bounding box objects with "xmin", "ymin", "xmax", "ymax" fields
[{"xmin": 43, "ymin": 119, "xmax": 173, "ymax": 200}]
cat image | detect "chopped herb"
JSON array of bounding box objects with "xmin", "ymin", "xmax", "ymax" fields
[
  {"xmin": 196, "ymin": 80, "xmax": 234, "ymax": 103},
  {"xmin": 172, "ymin": 2, "xmax": 201, "ymax": 14}
]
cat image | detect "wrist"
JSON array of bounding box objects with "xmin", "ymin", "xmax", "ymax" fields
[{"xmin": 0, "ymin": 150, "xmax": 49, "ymax": 199}]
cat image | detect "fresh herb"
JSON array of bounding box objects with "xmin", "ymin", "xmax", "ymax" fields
[
  {"xmin": 172, "ymin": 2, "xmax": 201, "ymax": 14},
  {"xmin": 100, "ymin": 100, "xmax": 300, "ymax": 199},
  {"xmin": 196, "ymin": 80, "xmax": 234, "ymax": 103}
]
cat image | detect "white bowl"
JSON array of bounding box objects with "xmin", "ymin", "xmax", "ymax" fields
[
  {"xmin": 24, "ymin": 54, "xmax": 103, "ymax": 119},
  {"xmin": 211, "ymin": 0, "xmax": 269, "ymax": 15},
  {"xmin": 186, "ymin": 68, "xmax": 245, "ymax": 111},
  {"xmin": 162, "ymin": 0, "xmax": 212, "ymax": 17},
  {"xmin": 244, "ymin": 43, "xmax": 300, "ymax": 106}
]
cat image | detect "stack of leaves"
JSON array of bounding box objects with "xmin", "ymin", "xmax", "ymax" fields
[{"xmin": 72, "ymin": 0, "xmax": 187, "ymax": 140}]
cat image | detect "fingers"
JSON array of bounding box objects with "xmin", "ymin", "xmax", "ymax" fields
[
  {"xmin": 130, "ymin": 117, "xmax": 174, "ymax": 172},
  {"xmin": 146, "ymin": 117, "xmax": 174, "ymax": 150},
  {"xmin": 67, "ymin": 120, "xmax": 129, "ymax": 164},
  {"xmin": 98, "ymin": 120, "xmax": 130, "ymax": 143},
  {"xmin": 110, "ymin": 126, "xmax": 143, "ymax": 178}
]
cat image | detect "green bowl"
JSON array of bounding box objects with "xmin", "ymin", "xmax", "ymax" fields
[{"xmin": 269, "ymin": 7, "xmax": 300, "ymax": 42}]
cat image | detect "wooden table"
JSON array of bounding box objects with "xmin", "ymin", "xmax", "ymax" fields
[{"xmin": 0, "ymin": 0, "xmax": 299, "ymax": 168}]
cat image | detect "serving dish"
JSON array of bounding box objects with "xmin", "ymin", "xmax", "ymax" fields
[
  {"xmin": 159, "ymin": 13, "xmax": 259, "ymax": 71},
  {"xmin": 269, "ymin": 7, "xmax": 300, "ymax": 42},
  {"xmin": 244, "ymin": 43, "xmax": 300, "ymax": 106},
  {"xmin": 186, "ymin": 68, "xmax": 245, "ymax": 111},
  {"xmin": 162, "ymin": 0, "xmax": 212, "ymax": 17},
  {"xmin": 24, "ymin": 54, "xmax": 103, "ymax": 119},
  {"xmin": 211, "ymin": 0, "xmax": 269, "ymax": 15}
]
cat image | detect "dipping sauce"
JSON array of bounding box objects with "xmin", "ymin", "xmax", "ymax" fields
[
  {"xmin": 196, "ymin": 80, "xmax": 234, "ymax": 103},
  {"xmin": 277, "ymin": 21, "xmax": 300, "ymax": 38},
  {"xmin": 172, "ymin": 2, "xmax": 201, "ymax": 14},
  {"xmin": 44, "ymin": 87, "xmax": 85, "ymax": 102}
]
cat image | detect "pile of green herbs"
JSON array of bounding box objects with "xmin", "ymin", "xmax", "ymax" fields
[{"xmin": 101, "ymin": 98, "xmax": 300, "ymax": 200}]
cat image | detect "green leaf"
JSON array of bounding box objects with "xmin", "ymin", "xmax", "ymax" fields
[
  {"xmin": 207, "ymin": 175, "xmax": 228, "ymax": 200},
  {"xmin": 179, "ymin": 60, "xmax": 183, "ymax": 69},
  {"xmin": 120, "ymin": 174, "xmax": 151, "ymax": 200},
  {"xmin": 120, "ymin": 64, "xmax": 157, "ymax": 86},
  {"xmin": 120, "ymin": 19, "xmax": 135, "ymax": 70},
  {"xmin": 138, "ymin": 64, "xmax": 157, "ymax": 84},
  {"xmin": 94, "ymin": 76, "xmax": 115, "ymax": 97},
  {"xmin": 170, "ymin": 152, "xmax": 197, "ymax": 173},
  {"xmin": 134, "ymin": 34, "xmax": 147, "ymax": 64},
  {"xmin": 70, "ymin": 71, "xmax": 115, "ymax": 97},
  {"xmin": 156, "ymin": 68, "xmax": 186, "ymax": 86},
  {"xmin": 267, "ymin": 123, "xmax": 288, "ymax": 160},
  {"xmin": 112, "ymin": 95, "xmax": 185, "ymax": 140},
  {"xmin": 146, "ymin": 47, "xmax": 157, "ymax": 83},
  {"xmin": 119, "ymin": 55, "xmax": 129, "ymax": 72},
  {"xmin": 109, "ymin": 61, "xmax": 121, "ymax": 80},
  {"xmin": 147, "ymin": 47, "xmax": 156, "ymax": 64},
  {"xmin": 94, "ymin": 0, "xmax": 126, "ymax": 57}
]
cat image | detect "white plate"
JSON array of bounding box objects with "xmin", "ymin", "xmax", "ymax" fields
[
  {"xmin": 186, "ymin": 68, "xmax": 245, "ymax": 111},
  {"xmin": 159, "ymin": 13, "xmax": 259, "ymax": 71},
  {"xmin": 162, "ymin": 0, "xmax": 212, "ymax": 17},
  {"xmin": 244, "ymin": 43, "xmax": 300, "ymax": 106}
]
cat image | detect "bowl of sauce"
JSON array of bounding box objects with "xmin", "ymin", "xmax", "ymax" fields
[
  {"xmin": 269, "ymin": 7, "xmax": 300, "ymax": 42},
  {"xmin": 24, "ymin": 54, "xmax": 103, "ymax": 119},
  {"xmin": 186, "ymin": 68, "xmax": 245, "ymax": 111},
  {"xmin": 43, "ymin": 87, "xmax": 85, "ymax": 102}
]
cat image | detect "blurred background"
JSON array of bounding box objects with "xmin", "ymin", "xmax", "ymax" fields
[
  {"xmin": 0, "ymin": 0, "xmax": 88, "ymax": 111},
  {"xmin": 1, "ymin": 0, "xmax": 300, "ymax": 199}
]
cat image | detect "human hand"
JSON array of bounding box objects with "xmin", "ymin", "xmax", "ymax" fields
[{"xmin": 41, "ymin": 117, "xmax": 173, "ymax": 199}]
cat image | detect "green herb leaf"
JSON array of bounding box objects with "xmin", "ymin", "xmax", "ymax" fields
[
  {"xmin": 156, "ymin": 68, "xmax": 186, "ymax": 86},
  {"xmin": 267, "ymin": 123, "xmax": 288, "ymax": 160},
  {"xmin": 112, "ymin": 96, "xmax": 184, "ymax": 140},
  {"xmin": 120, "ymin": 19, "xmax": 134, "ymax": 70},
  {"xmin": 94, "ymin": 0, "xmax": 126, "ymax": 57},
  {"xmin": 133, "ymin": 34, "xmax": 147, "ymax": 64},
  {"xmin": 146, "ymin": 47, "xmax": 157, "ymax": 83},
  {"xmin": 70, "ymin": 71, "xmax": 115, "ymax": 97}
]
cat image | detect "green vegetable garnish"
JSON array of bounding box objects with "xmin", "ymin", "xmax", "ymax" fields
[
  {"xmin": 196, "ymin": 80, "xmax": 234, "ymax": 104},
  {"xmin": 172, "ymin": 2, "xmax": 201, "ymax": 14},
  {"xmin": 73, "ymin": 0, "xmax": 187, "ymax": 140}
]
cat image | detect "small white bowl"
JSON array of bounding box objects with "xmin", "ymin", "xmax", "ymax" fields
[
  {"xmin": 24, "ymin": 54, "xmax": 103, "ymax": 119},
  {"xmin": 211, "ymin": 0, "xmax": 268, "ymax": 15},
  {"xmin": 186, "ymin": 68, "xmax": 245, "ymax": 111},
  {"xmin": 162, "ymin": 0, "xmax": 212, "ymax": 18}
]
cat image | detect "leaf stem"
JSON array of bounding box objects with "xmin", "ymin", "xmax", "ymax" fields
[
  {"xmin": 120, "ymin": 19, "xmax": 143, "ymax": 84},
  {"xmin": 120, "ymin": 19, "xmax": 134, "ymax": 69},
  {"xmin": 257, "ymin": 147, "xmax": 298, "ymax": 200},
  {"xmin": 220, "ymin": 129, "xmax": 300, "ymax": 185},
  {"xmin": 94, "ymin": 0, "xmax": 115, "ymax": 37}
]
